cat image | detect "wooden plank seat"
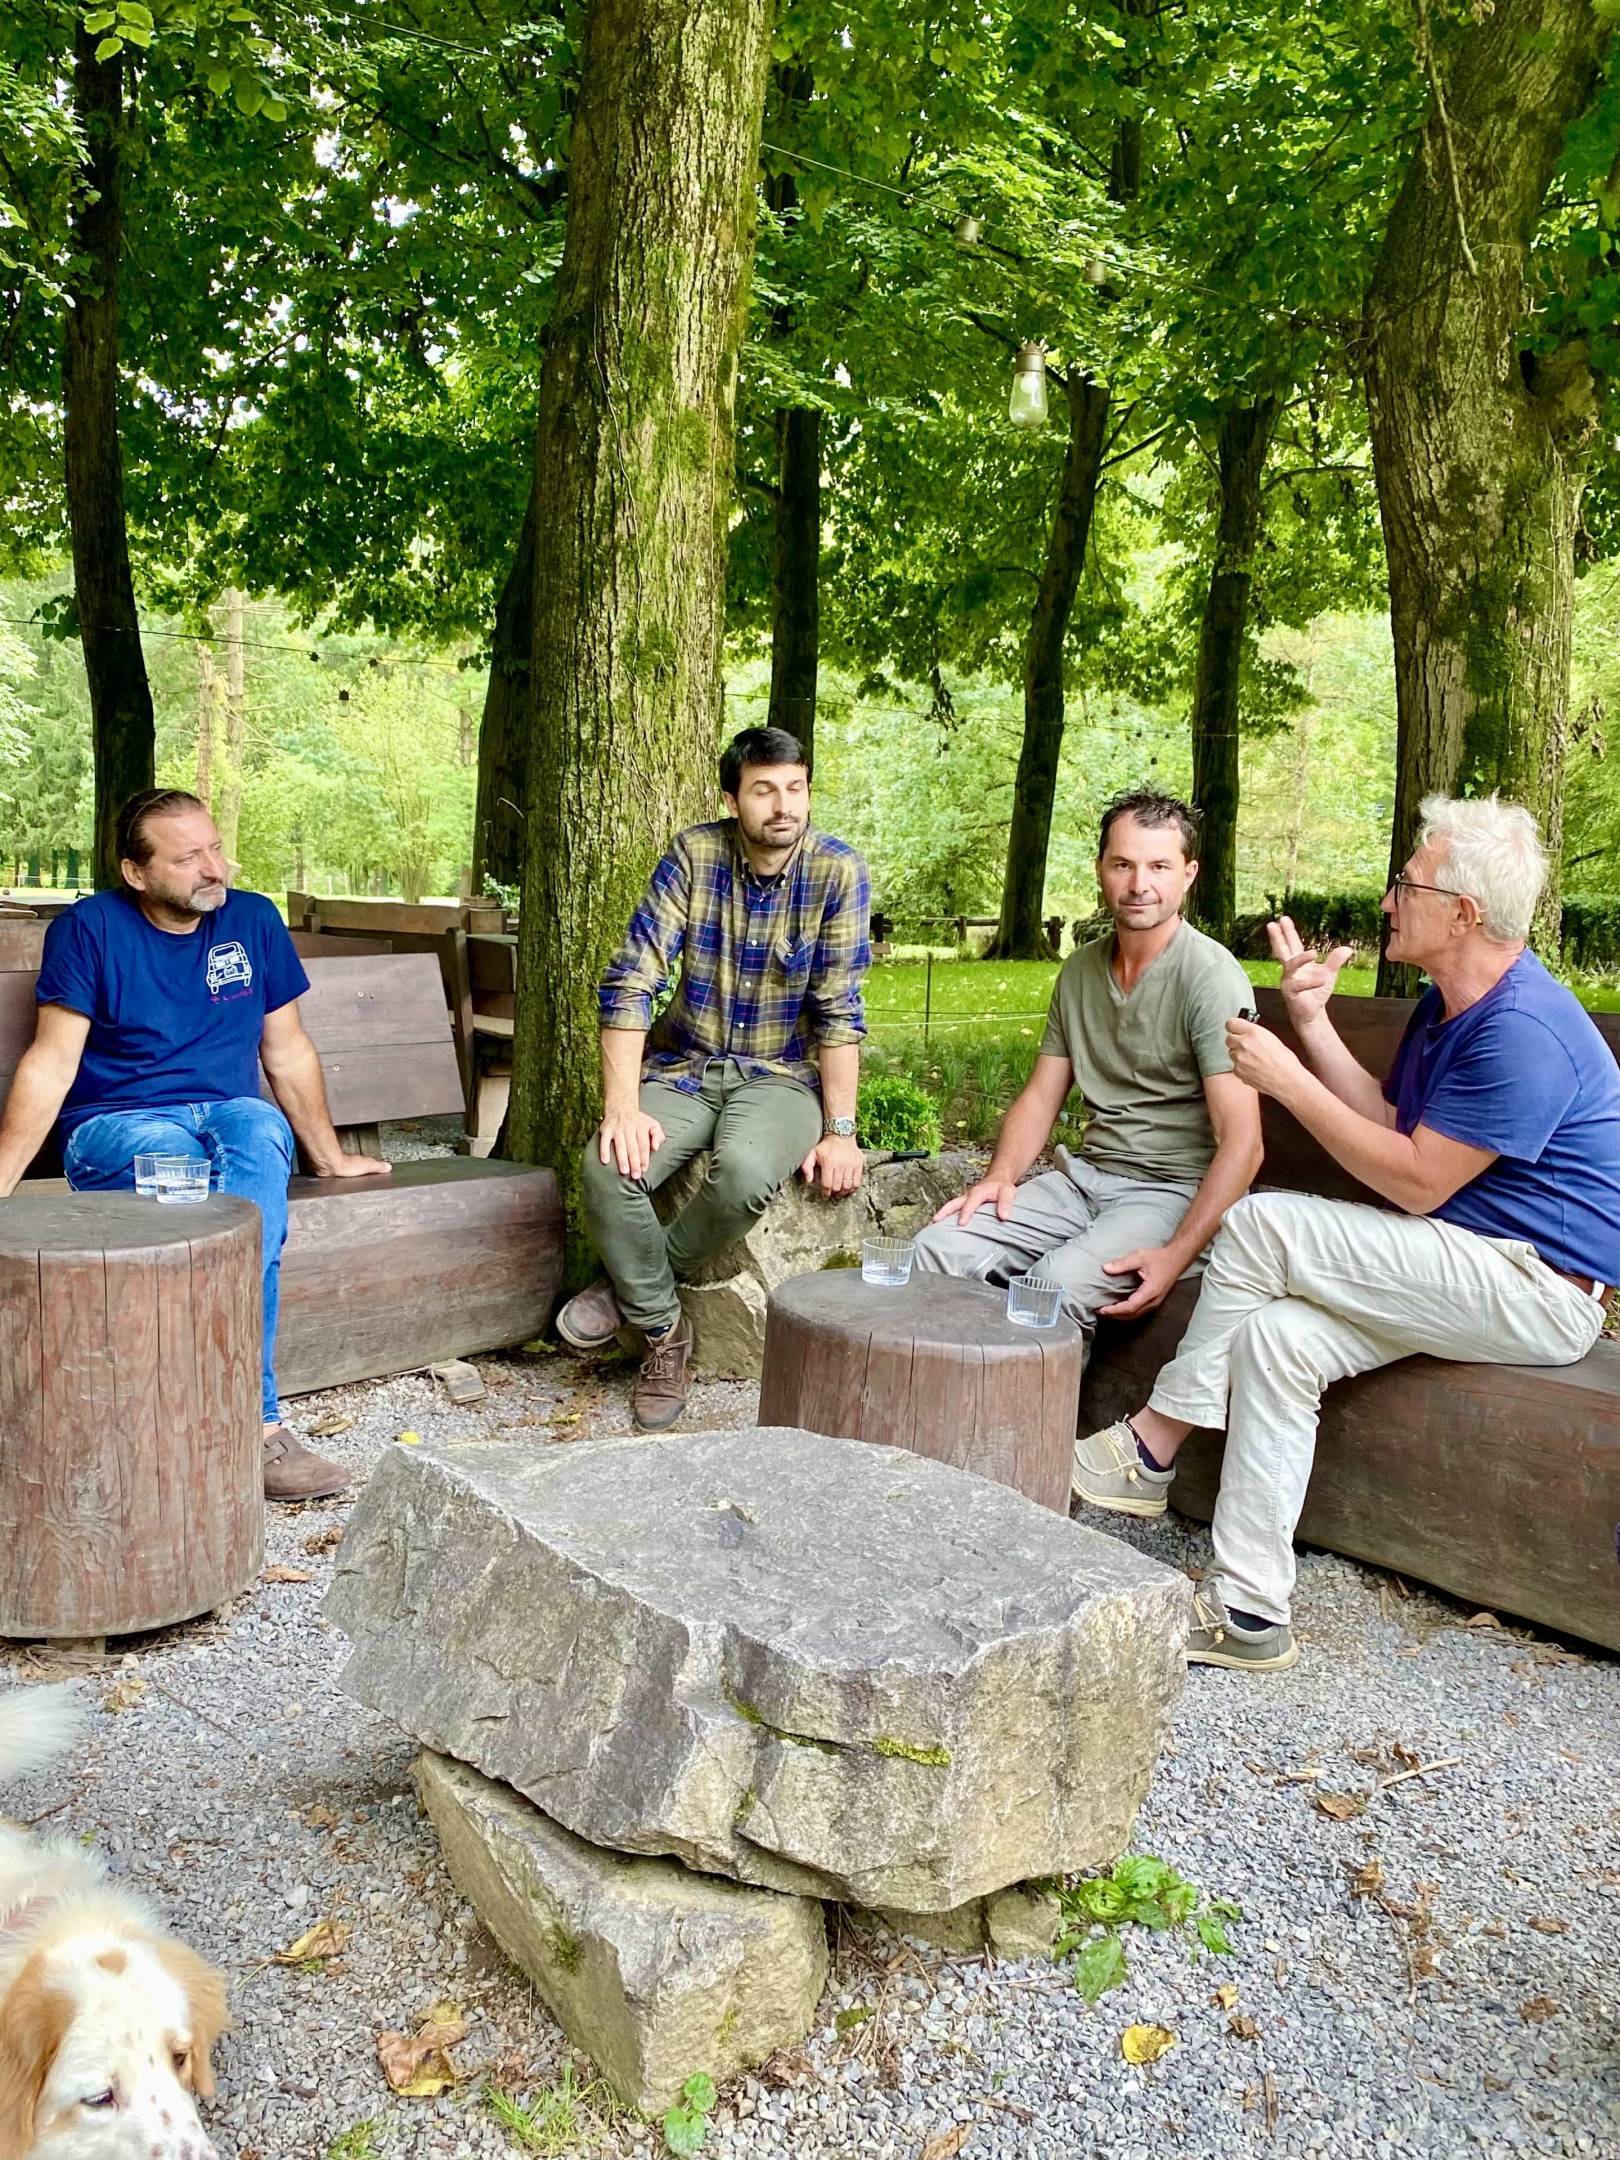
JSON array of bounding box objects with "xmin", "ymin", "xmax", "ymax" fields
[
  {"xmin": 1082, "ymin": 985, "xmax": 1620, "ymax": 1651},
  {"xmin": 0, "ymin": 949, "xmax": 565, "ymax": 1397}
]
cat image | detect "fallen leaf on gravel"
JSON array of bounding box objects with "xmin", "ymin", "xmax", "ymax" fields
[
  {"xmin": 376, "ymin": 2006, "xmax": 468, "ymax": 2096},
  {"xmin": 1312, "ymin": 1791, "xmax": 1367, "ymax": 1821},
  {"xmin": 1212, "ymin": 1983, "xmax": 1240, "ymax": 2010},
  {"xmin": 394, "ymin": 1430, "xmax": 423, "ymax": 1446},
  {"xmin": 1526, "ymin": 1916, "xmax": 1569, "ymax": 1935},
  {"xmin": 1519, "ymin": 1996, "xmax": 1560, "ymax": 2023},
  {"xmin": 306, "ymin": 1413, "xmax": 356, "ymax": 1438},
  {"xmin": 1349, "ymin": 1859, "xmax": 1386, "ymax": 1898},
  {"xmin": 304, "ymin": 1526, "xmax": 343, "ymax": 1555},
  {"xmin": 920, "ymin": 2126, "xmax": 971, "ymax": 2160},
  {"xmin": 302, "ymin": 1803, "xmax": 339, "ymax": 1830},
  {"xmin": 103, "ymin": 1674, "xmax": 146, "ymax": 1713},
  {"xmin": 1465, "ymin": 1611, "xmax": 1502, "ymax": 1630},
  {"xmin": 274, "ymin": 1918, "xmax": 349, "ymax": 1964},
  {"xmin": 1120, "ymin": 2023, "xmax": 1176, "ymax": 2065},
  {"xmin": 263, "ymin": 1564, "xmax": 312, "ymax": 1584},
  {"xmin": 1228, "ymin": 2015, "xmax": 1261, "ymax": 2041}
]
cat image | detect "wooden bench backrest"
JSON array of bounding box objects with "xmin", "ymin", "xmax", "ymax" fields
[
  {"xmin": 1253, "ymin": 984, "xmax": 1620, "ymax": 1201},
  {"xmin": 0, "ymin": 952, "xmax": 465, "ymax": 1160}
]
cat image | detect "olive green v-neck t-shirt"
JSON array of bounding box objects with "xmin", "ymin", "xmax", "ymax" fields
[{"xmin": 1038, "ymin": 922, "xmax": 1254, "ymax": 1183}]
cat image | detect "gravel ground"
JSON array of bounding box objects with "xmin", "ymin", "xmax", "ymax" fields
[{"xmin": 5, "ymin": 1129, "xmax": 1617, "ymax": 2160}]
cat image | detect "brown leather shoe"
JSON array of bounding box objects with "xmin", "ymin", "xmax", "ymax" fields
[
  {"xmin": 262, "ymin": 1425, "xmax": 349, "ymax": 1502},
  {"xmin": 631, "ymin": 1318, "xmax": 692, "ymax": 1431},
  {"xmin": 555, "ymin": 1277, "xmax": 624, "ymax": 1352}
]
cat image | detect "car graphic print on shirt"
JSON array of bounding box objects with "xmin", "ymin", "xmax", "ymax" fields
[{"xmin": 205, "ymin": 939, "xmax": 254, "ymax": 1001}]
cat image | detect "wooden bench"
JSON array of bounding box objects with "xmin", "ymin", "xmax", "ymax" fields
[
  {"xmin": 0, "ymin": 950, "xmax": 565, "ymax": 1396},
  {"xmin": 1082, "ymin": 985, "xmax": 1620, "ymax": 1652}
]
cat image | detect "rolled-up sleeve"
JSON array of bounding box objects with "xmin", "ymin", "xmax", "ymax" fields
[
  {"xmin": 806, "ymin": 851, "xmax": 871, "ymax": 1046},
  {"xmin": 598, "ymin": 844, "xmax": 690, "ymax": 1029}
]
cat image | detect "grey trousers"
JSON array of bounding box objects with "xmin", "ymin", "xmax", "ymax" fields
[
  {"xmin": 581, "ymin": 1064, "xmax": 823, "ymax": 1336},
  {"xmin": 912, "ymin": 1147, "xmax": 1201, "ymax": 1344}
]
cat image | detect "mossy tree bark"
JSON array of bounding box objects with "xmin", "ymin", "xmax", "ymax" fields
[
  {"xmin": 1187, "ymin": 396, "xmax": 1280, "ymax": 944},
  {"xmin": 472, "ymin": 465, "xmax": 538, "ymax": 894},
  {"xmin": 1364, "ymin": 0, "xmax": 1611, "ymax": 991},
  {"xmin": 767, "ymin": 401, "xmax": 821, "ymax": 760},
  {"xmin": 985, "ymin": 373, "xmax": 1111, "ymax": 960},
  {"xmin": 507, "ymin": 0, "xmax": 774, "ymax": 1222},
  {"xmin": 64, "ymin": 27, "xmax": 153, "ymax": 889}
]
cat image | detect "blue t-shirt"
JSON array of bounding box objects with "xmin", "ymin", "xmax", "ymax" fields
[
  {"xmin": 37, "ymin": 889, "xmax": 311, "ymax": 1133},
  {"xmin": 1383, "ymin": 951, "xmax": 1620, "ymax": 1285}
]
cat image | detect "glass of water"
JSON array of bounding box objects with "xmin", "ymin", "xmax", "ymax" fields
[
  {"xmin": 1007, "ymin": 1277, "xmax": 1063, "ymax": 1328},
  {"xmin": 862, "ymin": 1235, "xmax": 915, "ymax": 1286},
  {"xmin": 154, "ymin": 1156, "xmax": 211, "ymax": 1204},
  {"xmin": 133, "ymin": 1152, "xmax": 162, "ymax": 1198}
]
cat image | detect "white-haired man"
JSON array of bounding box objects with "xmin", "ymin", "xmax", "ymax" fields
[{"xmin": 1075, "ymin": 794, "xmax": 1620, "ymax": 1672}]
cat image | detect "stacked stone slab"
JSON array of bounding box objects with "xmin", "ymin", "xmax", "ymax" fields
[{"xmin": 328, "ymin": 1426, "xmax": 1188, "ymax": 2100}]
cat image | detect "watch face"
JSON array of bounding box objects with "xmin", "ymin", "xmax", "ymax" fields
[{"xmin": 827, "ymin": 1117, "xmax": 856, "ymax": 1138}]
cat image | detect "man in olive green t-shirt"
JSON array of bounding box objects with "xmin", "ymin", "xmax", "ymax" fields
[{"xmin": 915, "ymin": 791, "xmax": 1263, "ymax": 1375}]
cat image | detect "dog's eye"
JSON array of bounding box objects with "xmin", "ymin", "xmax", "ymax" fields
[
  {"xmin": 81, "ymin": 2090, "xmax": 116, "ymax": 2110},
  {"xmin": 172, "ymin": 2049, "xmax": 190, "ymax": 2072}
]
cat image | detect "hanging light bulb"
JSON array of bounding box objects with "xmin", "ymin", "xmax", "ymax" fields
[
  {"xmin": 1008, "ymin": 341, "xmax": 1049, "ymax": 428},
  {"xmin": 1082, "ymin": 257, "xmax": 1109, "ymax": 286},
  {"xmin": 952, "ymin": 213, "xmax": 983, "ymax": 245}
]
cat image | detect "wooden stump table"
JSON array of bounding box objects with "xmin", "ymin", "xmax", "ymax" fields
[
  {"xmin": 0, "ymin": 1192, "xmax": 263, "ymax": 1639},
  {"xmin": 758, "ymin": 1271, "xmax": 1084, "ymax": 1512}
]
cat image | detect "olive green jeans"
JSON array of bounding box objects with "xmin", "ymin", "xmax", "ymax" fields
[{"xmin": 581, "ymin": 1063, "xmax": 823, "ymax": 1335}]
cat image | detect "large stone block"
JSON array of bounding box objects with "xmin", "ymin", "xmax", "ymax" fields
[
  {"xmin": 329, "ymin": 1426, "xmax": 1188, "ymax": 1910},
  {"xmin": 657, "ymin": 1151, "xmax": 979, "ymax": 1378},
  {"xmin": 414, "ymin": 1752, "xmax": 828, "ymax": 2111}
]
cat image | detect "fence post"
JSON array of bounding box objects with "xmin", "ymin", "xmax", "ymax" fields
[{"xmin": 924, "ymin": 949, "xmax": 933, "ymax": 1043}]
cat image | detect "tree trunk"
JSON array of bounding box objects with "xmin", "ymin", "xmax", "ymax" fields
[
  {"xmin": 214, "ymin": 589, "xmax": 246, "ymax": 867},
  {"xmin": 1187, "ymin": 395, "xmax": 1280, "ymax": 944},
  {"xmin": 63, "ymin": 27, "xmax": 153, "ymax": 890},
  {"xmin": 194, "ymin": 641, "xmax": 216, "ymax": 810},
  {"xmin": 1364, "ymin": 0, "xmax": 1610, "ymax": 991},
  {"xmin": 472, "ymin": 465, "xmax": 538, "ymax": 895},
  {"xmin": 507, "ymin": 0, "xmax": 775, "ymax": 1226},
  {"xmin": 767, "ymin": 402, "xmax": 821, "ymax": 758},
  {"xmin": 985, "ymin": 374, "xmax": 1111, "ymax": 959}
]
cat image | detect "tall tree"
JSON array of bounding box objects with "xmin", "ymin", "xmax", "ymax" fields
[
  {"xmin": 1186, "ymin": 395, "xmax": 1280, "ymax": 940},
  {"xmin": 1365, "ymin": 0, "xmax": 1614, "ymax": 986},
  {"xmin": 506, "ymin": 0, "xmax": 775, "ymax": 1219},
  {"xmin": 763, "ymin": 65, "xmax": 821, "ymax": 758},
  {"xmin": 471, "ymin": 472, "xmax": 538, "ymax": 895},
  {"xmin": 63, "ymin": 25, "xmax": 152, "ymax": 885}
]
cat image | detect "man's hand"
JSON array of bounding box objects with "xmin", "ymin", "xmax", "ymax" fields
[
  {"xmin": 1097, "ymin": 1245, "xmax": 1184, "ymax": 1319},
  {"xmin": 1226, "ymin": 1015, "xmax": 1306, "ymax": 1102},
  {"xmin": 599, "ymin": 1109, "xmax": 665, "ymax": 1179},
  {"xmin": 932, "ymin": 1177, "xmax": 1018, "ymax": 1231},
  {"xmin": 313, "ymin": 1151, "xmax": 390, "ymax": 1178},
  {"xmin": 800, "ymin": 1133, "xmax": 864, "ymax": 1196},
  {"xmin": 1267, "ymin": 915, "xmax": 1354, "ymax": 1028}
]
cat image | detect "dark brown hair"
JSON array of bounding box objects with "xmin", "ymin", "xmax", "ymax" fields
[
  {"xmin": 1097, "ymin": 788, "xmax": 1201, "ymax": 861},
  {"xmin": 115, "ymin": 788, "xmax": 208, "ymax": 866}
]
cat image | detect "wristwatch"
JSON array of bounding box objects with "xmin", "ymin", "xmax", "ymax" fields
[{"xmin": 823, "ymin": 1116, "xmax": 857, "ymax": 1139}]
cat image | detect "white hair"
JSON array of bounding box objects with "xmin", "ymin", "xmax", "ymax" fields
[{"xmin": 1417, "ymin": 792, "xmax": 1546, "ymax": 943}]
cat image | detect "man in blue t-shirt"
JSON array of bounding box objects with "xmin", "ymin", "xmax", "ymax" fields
[
  {"xmin": 1075, "ymin": 794, "xmax": 1619, "ymax": 1674},
  {"xmin": 0, "ymin": 789, "xmax": 389, "ymax": 1499}
]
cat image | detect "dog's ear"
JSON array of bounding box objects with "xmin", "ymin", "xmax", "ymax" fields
[
  {"xmin": 155, "ymin": 1940, "xmax": 230, "ymax": 2100},
  {"xmin": 0, "ymin": 1955, "xmax": 71, "ymax": 2160}
]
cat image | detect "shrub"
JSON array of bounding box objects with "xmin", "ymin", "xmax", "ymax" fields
[
  {"xmin": 1229, "ymin": 889, "xmax": 1385, "ymax": 958},
  {"xmin": 1560, "ymin": 894, "xmax": 1620, "ymax": 971},
  {"xmin": 857, "ymin": 1073, "xmax": 943, "ymax": 1154}
]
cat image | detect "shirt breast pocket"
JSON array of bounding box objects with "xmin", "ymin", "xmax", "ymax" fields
[{"xmin": 773, "ymin": 934, "xmax": 814, "ymax": 988}]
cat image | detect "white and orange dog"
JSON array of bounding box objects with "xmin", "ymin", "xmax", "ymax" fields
[{"xmin": 0, "ymin": 1685, "xmax": 228, "ymax": 2160}]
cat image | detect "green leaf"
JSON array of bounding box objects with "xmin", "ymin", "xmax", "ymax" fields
[
  {"xmin": 206, "ymin": 69, "xmax": 231, "ymax": 93},
  {"xmin": 262, "ymin": 97, "xmax": 287, "ymax": 121},
  {"xmin": 680, "ymin": 2073, "xmax": 717, "ymax": 2114},
  {"xmin": 94, "ymin": 33, "xmax": 123, "ymax": 58},
  {"xmin": 82, "ymin": 8, "xmax": 117, "ymax": 29},
  {"xmin": 120, "ymin": 21, "xmax": 151, "ymax": 45},
  {"xmin": 233, "ymin": 75, "xmax": 264, "ymax": 116},
  {"xmin": 1194, "ymin": 1910, "xmax": 1234, "ymax": 1955},
  {"xmin": 116, "ymin": 1, "xmax": 153, "ymax": 23},
  {"xmin": 1073, "ymin": 1932, "xmax": 1128, "ymax": 2005},
  {"xmin": 662, "ymin": 2105, "xmax": 705, "ymax": 2156}
]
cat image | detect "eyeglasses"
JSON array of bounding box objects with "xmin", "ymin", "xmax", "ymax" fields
[{"xmin": 1389, "ymin": 872, "xmax": 1470, "ymax": 903}]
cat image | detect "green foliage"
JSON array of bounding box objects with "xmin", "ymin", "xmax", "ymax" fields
[
  {"xmin": 1230, "ymin": 890, "xmax": 1386, "ymax": 960},
  {"xmin": 1560, "ymin": 895, "xmax": 1620, "ymax": 971},
  {"xmin": 325, "ymin": 2123, "xmax": 386, "ymax": 2160},
  {"xmin": 856, "ymin": 1073, "xmax": 942, "ymax": 1155},
  {"xmin": 661, "ymin": 2072, "xmax": 718, "ymax": 2157},
  {"xmin": 484, "ymin": 2063, "xmax": 606, "ymax": 2155},
  {"xmin": 1055, "ymin": 1853, "xmax": 1242, "ymax": 2005}
]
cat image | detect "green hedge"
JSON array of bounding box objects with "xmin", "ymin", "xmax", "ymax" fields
[
  {"xmin": 1560, "ymin": 894, "xmax": 1620, "ymax": 970},
  {"xmin": 1228, "ymin": 890, "xmax": 1385, "ymax": 959}
]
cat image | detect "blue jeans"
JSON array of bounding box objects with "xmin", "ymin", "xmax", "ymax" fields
[{"xmin": 63, "ymin": 1098, "xmax": 295, "ymax": 1423}]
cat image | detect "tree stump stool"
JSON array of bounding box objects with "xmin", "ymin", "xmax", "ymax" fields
[
  {"xmin": 758, "ymin": 1272, "xmax": 1084, "ymax": 1512},
  {"xmin": 0, "ymin": 1193, "xmax": 263, "ymax": 1639}
]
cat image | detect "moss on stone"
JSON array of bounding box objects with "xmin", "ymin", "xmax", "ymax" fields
[{"xmin": 873, "ymin": 1736, "xmax": 952, "ymax": 1768}]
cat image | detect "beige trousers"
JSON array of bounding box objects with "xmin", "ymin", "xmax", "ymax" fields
[{"xmin": 1148, "ymin": 1191, "xmax": 1606, "ymax": 1624}]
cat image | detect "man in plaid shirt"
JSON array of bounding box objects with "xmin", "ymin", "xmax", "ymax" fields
[{"xmin": 557, "ymin": 725, "xmax": 872, "ymax": 1429}]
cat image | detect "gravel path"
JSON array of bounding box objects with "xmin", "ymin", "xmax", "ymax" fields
[{"xmin": 5, "ymin": 1155, "xmax": 1617, "ymax": 2160}]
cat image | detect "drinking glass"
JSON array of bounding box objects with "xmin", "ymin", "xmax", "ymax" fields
[
  {"xmin": 133, "ymin": 1152, "xmax": 162, "ymax": 1198},
  {"xmin": 154, "ymin": 1157, "xmax": 211, "ymax": 1205},
  {"xmin": 862, "ymin": 1235, "xmax": 915, "ymax": 1287},
  {"xmin": 1007, "ymin": 1278, "xmax": 1063, "ymax": 1328}
]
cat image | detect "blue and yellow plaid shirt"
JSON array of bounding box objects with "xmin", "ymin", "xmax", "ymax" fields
[{"xmin": 599, "ymin": 820, "xmax": 871, "ymax": 1097}]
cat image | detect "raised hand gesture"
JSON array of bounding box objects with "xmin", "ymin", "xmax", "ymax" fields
[{"xmin": 1266, "ymin": 915, "xmax": 1353, "ymax": 1029}]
